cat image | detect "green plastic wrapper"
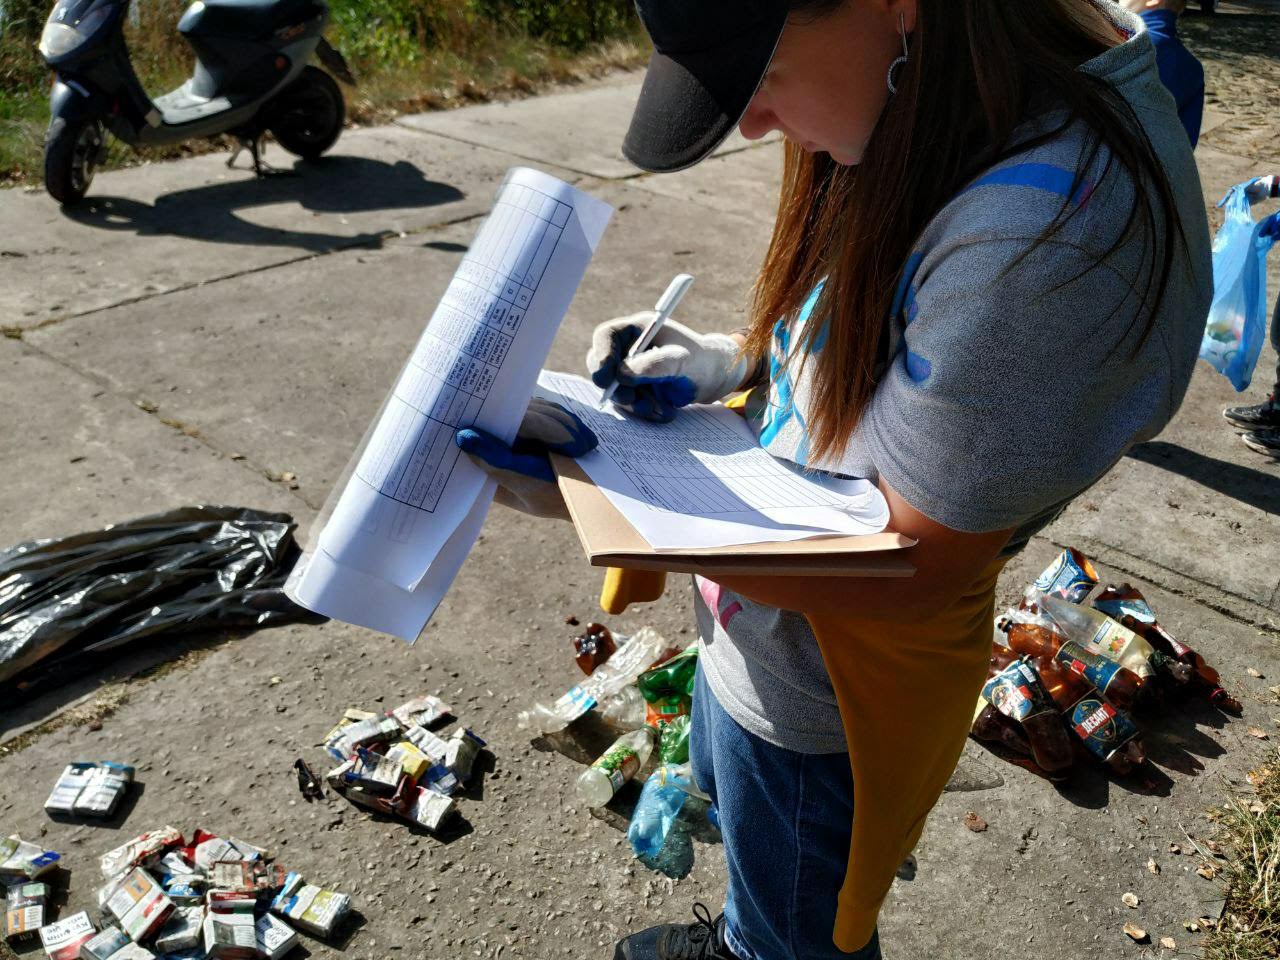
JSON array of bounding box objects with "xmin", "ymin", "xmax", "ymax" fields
[
  {"xmin": 638, "ymin": 644, "xmax": 699, "ymax": 725},
  {"xmin": 658, "ymin": 715, "xmax": 691, "ymax": 765}
]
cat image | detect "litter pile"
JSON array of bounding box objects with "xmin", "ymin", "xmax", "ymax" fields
[
  {"xmin": 972, "ymin": 548, "xmax": 1240, "ymax": 780},
  {"xmin": 520, "ymin": 624, "xmax": 713, "ymax": 862},
  {"xmin": 4, "ymin": 825, "xmax": 348, "ymax": 959},
  {"xmin": 319, "ymin": 693, "xmax": 486, "ymax": 833}
]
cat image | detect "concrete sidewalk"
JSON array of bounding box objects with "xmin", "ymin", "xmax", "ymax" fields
[{"xmin": 2, "ymin": 45, "xmax": 1279, "ymax": 960}]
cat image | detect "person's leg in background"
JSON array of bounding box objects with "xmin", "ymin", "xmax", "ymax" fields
[
  {"xmin": 614, "ymin": 665, "xmax": 881, "ymax": 960},
  {"xmin": 1236, "ymin": 292, "xmax": 1280, "ymax": 458}
]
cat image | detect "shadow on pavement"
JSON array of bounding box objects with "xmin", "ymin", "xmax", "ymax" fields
[
  {"xmin": 1125, "ymin": 440, "xmax": 1279, "ymax": 516},
  {"xmin": 60, "ymin": 156, "xmax": 465, "ymax": 254}
]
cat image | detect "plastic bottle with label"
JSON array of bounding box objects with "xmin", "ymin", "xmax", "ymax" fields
[
  {"xmin": 517, "ymin": 627, "xmax": 672, "ymax": 735},
  {"xmin": 576, "ymin": 727, "xmax": 656, "ymax": 807},
  {"xmin": 1039, "ymin": 593, "xmax": 1156, "ymax": 679},
  {"xmin": 1005, "ymin": 622, "xmax": 1143, "ymax": 709}
]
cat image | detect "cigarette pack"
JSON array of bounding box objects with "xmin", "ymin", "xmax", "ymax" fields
[
  {"xmin": 79, "ymin": 927, "xmax": 130, "ymax": 960},
  {"xmin": 99, "ymin": 827, "xmax": 182, "ymax": 879},
  {"xmin": 103, "ymin": 868, "xmax": 173, "ymax": 942},
  {"xmin": 322, "ymin": 710, "xmax": 388, "ymax": 761},
  {"xmin": 0, "ymin": 836, "xmax": 61, "ymax": 880},
  {"xmin": 383, "ymin": 741, "xmax": 431, "ymax": 781},
  {"xmin": 4, "ymin": 881, "xmax": 48, "ymax": 939},
  {"xmin": 206, "ymin": 890, "xmax": 256, "ymax": 914},
  {"xmin": 153, "ymin": 905, "xmax": 204, "ymax": 953},
  {"xmin": 108, "ymin": 945, "xmax": 156, "ymax": 959},
  {"xmin": 37, "ymin": 911, "xmax": 95, "ymax": 960},
  {"xmin": 185, "ymin": 832, "xmax": 265, "ymax": 872},
  {"xmin": 445, "ymin": 729, "xmax": 486, "ymax": 782},
  {"xmin": 202, "ymin": 910, "xmax": 256, "ymax": 959},
  {"xmin": 44, "ymin": 762, "xmax": 135, "ymax": 818},
  {"xmin": 390, "ymin": 694, "xmax": 452, "ymax": 729},
  {"xmin": 423, "ymin": 762, "xmax": 460, "ymax": 796},
  {"xmin": 346, "ymin": 748, "xmax": 402, "ymax": 794},
  {"xmin": 254, "ymin": 913, "xmax": 299, "ymax": 960},
  {"xmin": 209, "ymin": 860, "xmax": 287, "ymax": 894},
  {"xmin": 271, "ymin": 877, "xmax": 350, "ymax": 938},
  {"xmin": 403, "ymin": 724, "xmax": 450, "ymax": 763},
  {"xmin": 409, "ymin": 786, "xmax": 456, "ymax": 832}
]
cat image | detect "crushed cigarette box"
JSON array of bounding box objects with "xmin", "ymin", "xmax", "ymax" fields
[
  {"xmin": 346, "ymin": 748, "xmax": 402, "ymax": 793},
  {"xmin": 271, "ymin": 874, "xmax": 350, "ymax": 938},
  {"xmin": 103, "ymin": 868, "xmax": 173, "ymax": 942},
  {"xmin": 4, "ymin": 881, "xmax": 48, "ymax": 939},
  {"xmin": 445, "ymin": 729, "xmax": 485, "ymax": 782},
  {"xmin": 409, "ymin": 786, "xmax": 455, "ymax": 832},
  {"xmin": 202, "ymin": 910, "xmax": 256, "ymax": 959},
  {"xmin": 0, "ymin": 836, "xmax": 60, "ymax": 880},
  {"xmin": 391, "ymin": 694, "xmax": 451, "ymax": 729},
  {"xmin": 403, "ymin": 725, "xmax": 450, "ymax": 763},
  {"xmin": 153, "ymin": 905, "xmax": 203, "ymax": 953},
  {"xmin": 99, "ymin": 827, "xmax": 182, "ymax": 879},
  {"xmin": 185, "ymin": 832, "xmax": 264, "ymax": 872},
  {"xmin": 79, "ymin": 927, "xmax": 130, "ymax": 960},
  {"xmin": 384, "ymin": 741, "xmax": 431, "ymax": 781},
  {"xmin": 209, "ymin": 860, "xmax": 286, "ymax": 895},
  {"xmin": 37, "ymin": 910, "xmax": 95, "ymax": 960},
  {"xmin": 206, "ymin": 890, "xmax": 256, "ymax": 914},
  {"xmin": 254, "ymin": 913, "xmax": 299, "ymax": 960}
]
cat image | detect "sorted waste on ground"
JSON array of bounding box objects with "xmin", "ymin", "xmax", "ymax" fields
[
  {"xmin": 519, "ymin": 622, "xmax": 716, "ymax": 865},
  {"xmin": 318, "ymin": 692, "xmax": 487, "ymax": 833},
  {"xmin": 971, "ymin": 547, "xmax": 1241, "ymax": 781},
  {"xmin": 2, "ymin": 823, "xmax": 349, "ymax": 959}
]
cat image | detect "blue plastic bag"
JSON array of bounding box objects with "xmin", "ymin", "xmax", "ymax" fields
[{"xmin": 1199, "ymin": 180, "xmax": 1280, "ymax": 391}]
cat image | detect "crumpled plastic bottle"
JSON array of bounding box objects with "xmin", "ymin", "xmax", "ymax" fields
[
  {"xmin": 627, "ymin": 762, "xmax": 709, "ymax": 858},
  {"xmin": 517, "ymin": 627, "xmax": 672, "ymax": 735}
]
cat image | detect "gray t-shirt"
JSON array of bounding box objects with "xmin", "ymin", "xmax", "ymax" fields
[{"xmin": 698, "ymin": 8, "xmax": 1213, "ymax": 755}]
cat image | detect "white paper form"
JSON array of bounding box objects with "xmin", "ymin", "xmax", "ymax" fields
[
  {"xmin": 537, "ymin": 371, "xmax": 890, "ymax": 550},
  {"xmin": 314, "ymin": 168, "xmax": 612, "ymax": 590}
]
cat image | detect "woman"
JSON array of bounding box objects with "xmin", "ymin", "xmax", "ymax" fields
[{"xmin": 457, "ymin": 1, "xmax": 1212, "ymax": 958}]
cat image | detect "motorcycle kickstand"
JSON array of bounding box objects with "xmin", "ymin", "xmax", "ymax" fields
[{"xmin": 227, "ymin": 133, "xmax": 289, "ymax": 178}]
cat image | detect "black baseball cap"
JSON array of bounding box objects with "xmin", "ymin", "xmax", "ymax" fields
[{"xmin": 624, "ymin": 0, "xmax": 788, "ymax": 173}]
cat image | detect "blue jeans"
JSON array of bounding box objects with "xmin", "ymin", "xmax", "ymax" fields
[{"xmin": 690, "ymin": 665, "xmax": 882, "ymax": 960}]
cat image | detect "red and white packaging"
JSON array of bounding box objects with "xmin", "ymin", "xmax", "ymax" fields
[
  {"xmin": 37, "ymin": 911, "xmax": 95, "ymax": 960},
  {"xmin": 103, "ymin": 868, "xmax": 173, "ymax": 942}
]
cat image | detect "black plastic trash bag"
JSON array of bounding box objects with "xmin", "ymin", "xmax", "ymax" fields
[{"xmin": 0, "ymin": 505, "xmax": 325, "ymax": 689}]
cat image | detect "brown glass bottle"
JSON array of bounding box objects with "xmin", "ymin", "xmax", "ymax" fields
[{"xmin": 1006, "ymin": 623, "xmax": 1142, "ymax": 709}]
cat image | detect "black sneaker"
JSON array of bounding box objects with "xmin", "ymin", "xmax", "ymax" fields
[
  {"xmin": 1223, "ymin": 394, "xmax": 1280, "ymax": 431},
  {"xmin": 1241, "ymin": 428, "xmax": 1280, "ymax": 459},
  {"xmin": 613, "ymin": 903, "xmax": 742, "ymax": 960}
]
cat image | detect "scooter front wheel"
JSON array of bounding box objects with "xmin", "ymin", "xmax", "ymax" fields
[
  {"xmin": 268, "ymin": 65, "xmax": 344, "ymax": 161},
  {"xmin": 44, "ymin": 115, "xmax": 106, "ymax": 206}
]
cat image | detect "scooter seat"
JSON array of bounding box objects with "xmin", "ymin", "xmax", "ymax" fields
[{"xmin": 179, "ymin": 0, "xmax": 321, "ymax": 40}]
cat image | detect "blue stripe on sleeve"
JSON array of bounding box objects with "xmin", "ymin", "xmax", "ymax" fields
[{"xmin": 961, "ymin": 163, "xmax": 1092, "ymax": 205}]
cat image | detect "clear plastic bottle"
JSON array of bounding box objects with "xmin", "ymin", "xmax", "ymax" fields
[
  {"xmin": 518, "ymin": 627, "xmax": 671, "ymax": 735},
  {"xmin": 575, "ymin": 728, "xmax": 655, "ymax": 807},
  {"xmin": 598, "ymin": 684, "xmax": 647, "ymax": 729},
  {"xmin": 1039, "ymin": 593, "xmax": 1156, "ymax": 679}
]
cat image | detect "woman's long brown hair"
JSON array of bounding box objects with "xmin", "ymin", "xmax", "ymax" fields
[{"xmin": 744, "ymin": 0, "xmax": 1189, "ymax": 464}]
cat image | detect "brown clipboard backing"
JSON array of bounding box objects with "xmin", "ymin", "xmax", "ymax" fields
[{"xmin": 550, "ymin": 454, "xmax": 916, "ymax": 578}]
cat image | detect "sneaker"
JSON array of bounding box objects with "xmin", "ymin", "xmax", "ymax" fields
[
  {"xmin": 613, "ymin": 904, "xmax": 742, "ymax": 960},
  {"xmin": 1241, "ymin": 428, "xmax": 1280, "ymax": 459},
  {"xmin": 1223, "ymin": 394, "xmax": 1280, "ymax": 431}
]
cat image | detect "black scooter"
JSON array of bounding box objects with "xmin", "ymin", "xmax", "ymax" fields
[{"xmin": 39, "ymin": 0, "xmax": 355, "ymax": 205}]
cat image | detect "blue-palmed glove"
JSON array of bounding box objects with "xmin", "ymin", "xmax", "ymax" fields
[
  {"xmin": 455, "ymin": 397, "xmax": 597, "ymax": 520},
  {"xmin": 1243, "ymin": 175, "xmax": 1280, "ymax": 204},
  {"xmin": 587, "ymin": 313, "xmax": 750, "ymax": 422}
]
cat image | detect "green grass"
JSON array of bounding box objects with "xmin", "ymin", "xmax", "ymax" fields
[
  {"xmin": 0, "ymin": 0, "xmax": 647, "ymax": 187},
  {"xmin": 1203, "ymin": 749, "xmax": 1280, "ymax": 960}
]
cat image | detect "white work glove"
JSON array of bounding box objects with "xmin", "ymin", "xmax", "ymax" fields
[
  {"xmin": 1244, "ymin": 175, "xmax": 1280, "ymax": 204},
  {"xmin": 586, "ymin": 313, "xmax": 750, "ymax": 422},
  {"xmin": 455, "ymin": 398, "xmax": 597, "ymax": 520}
]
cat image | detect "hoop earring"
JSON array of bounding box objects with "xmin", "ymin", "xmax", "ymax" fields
[{"xmin": 886, "ymin": 12, "xmax": 910, "ymax": 95}]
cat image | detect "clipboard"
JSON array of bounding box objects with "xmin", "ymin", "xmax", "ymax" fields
[{"xmin": 550, "ymin": 454, "xmax": 917, "ymax": 578}]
